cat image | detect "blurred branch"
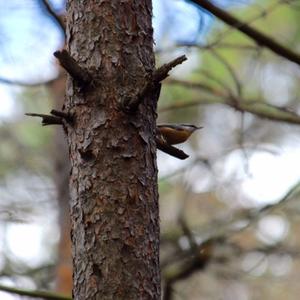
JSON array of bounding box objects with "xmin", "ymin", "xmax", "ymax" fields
[
  {"xmin": 0, "ymin": 76, "xmax": 60, "ymax": 87},
  {"xmin": 0, "ymin": 264, "xmax": 55, "ymax": 279},
  {"xmin": 245, "ymin": 244, "xmax": 300, "ymax": 257},
  {"xmin": 163, "ymin": 79, "xmax": 300, "ymax": 125},
  {"xmin": 198, "ymin": 0, "xmax": 288, "ymax": 50},
  {"xmin": 0, "ymin": 284, "xmax": 71, "ymax": 300},
  {"xmin": 190, "ymin": 0, "xmax": 300, "ymax": 66},
  {"xmin": 214, "ymin": 240, "xmax": 300, "ymax": 262},
  {"xmin": 40, "ymin": 0, "xmax": 66, "ymax": 34},
  {"xmin": 159, "ymin": 98, "xmax": 220, "ymax": 113},
  {"xmin": 165, "ymin": 79, "xmax": 224, "ymax": 96},
  {"xmin": 161, "ymin": 180, "xmax": 300, "ymax": 249},
  {"xmin": 204, "ymin": 179, "xmax": 300, "ymax": 241},
  {"xmin": 155, "ymin": 42, "xmax": 259, "ymax": 54},
  {"xmin": 203, "ymin": 43, "xmax": 258, "ymax": 51},
  {"xmin": 163, "ymin": 240, "xmax": 214, "ymax": 300},
  {"xmin": 209, "ymin": 49, "xmax": 242, "ymax": 97},
  {"xmin": 163, "ymin": 257, "xmax": 204, "ymax": 300}
]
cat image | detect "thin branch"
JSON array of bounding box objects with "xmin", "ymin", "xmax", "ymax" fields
[
  {"xmin": 25, "ymin": 113, "xmax": 63, "ymax": 126},
  {"xmin": 190, "ymin": 0, "xmax": 300, "ymax": 66},
  {"xmin": 155, "ymin": 42, "xmax": 259, "ymax": 55},
  {"xmin": 53, "ymin": 50, "xmax": 91, "ymax": 84},
  {"xmin": 178, "ymin": 217, "xmax": 198, "ymax": 250},
  {"xmin": 40, "ymin": 0, "xmax": 66, "ymax": 34},
  {"xmin": 177, "ymin": 41, "xmax": 258, "ymax": 51},
  {"xmin": 163, "ymin": 241, "xmax": 213, "ymax": 300},
  {"xmin": 166, "ymin": 78, "xmax": 222, "ymax": 96},
  {"xmin": 26, "ymin": 109, "xmax": 72, "ymax": 126},
  {"xmin": 163, "ymin": 258, "xmax": 203, "ymax": 300},
  {"xmin": 164, "ymin": 79, "xmax": 300, "ymax": 125},
  {"xmin": 159, "ymin": 98, "xmax": 220, "ymax": 113},
  {"xmin": 0, "ymin": 284, "xmax": 71, "ymax": 300}
]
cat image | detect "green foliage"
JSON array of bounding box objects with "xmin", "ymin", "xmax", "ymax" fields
[{"xmin": 0, "ymin": 86, "xmax": 54, "ymax": 178}]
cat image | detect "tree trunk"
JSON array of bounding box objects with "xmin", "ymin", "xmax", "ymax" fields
[{"xmin": 65, "ymin": 1, "xmax": 160, "ymax": 299}]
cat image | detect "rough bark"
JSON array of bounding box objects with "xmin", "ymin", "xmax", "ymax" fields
[{"xmin": 64, "ymin": 1, "xmax": 160, "ymax": 299}]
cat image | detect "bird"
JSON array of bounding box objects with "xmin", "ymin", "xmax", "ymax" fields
[
  {"xmin": 157, "ymin": 124, "xmax": 202, "ymax": 145},
  {"xmin": 155, "ymin": 124, "xmax": 202, "ymax": 160}
]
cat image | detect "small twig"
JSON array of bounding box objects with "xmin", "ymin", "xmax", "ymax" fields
[
  {"xmin": 123, "ymin": 55, "xmax": 187, "ymax": 112},
  {"xmin": 25, "ymin": 113, "xmax": 63, "ymax": 126},
  {"xmin": 153, "ymin": 55, "xmax": 187, "ymax": 83},
  {"xmin": 156, "ymin": 138, "xmax": 189, "ymax": 160},
  {"xmin": 53, "ymin": 50, "xmax": 91, "ymax": 84},
  {"xmin": 26, "ymin": 110, "xmax": 72, "ymax": 126},
  {"xmin": 140, "ymin": 55, "xmax": 187, "ymax": 101}
]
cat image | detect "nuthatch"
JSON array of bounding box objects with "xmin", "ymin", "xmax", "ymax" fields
[{"xmin": 157, "ymin": 124, "xmax": 202, "ymax": 146}]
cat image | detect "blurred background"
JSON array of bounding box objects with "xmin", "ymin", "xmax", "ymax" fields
[{"xmin": 1, "ymin": 0, "xmax": 300, "ymax": 299}]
